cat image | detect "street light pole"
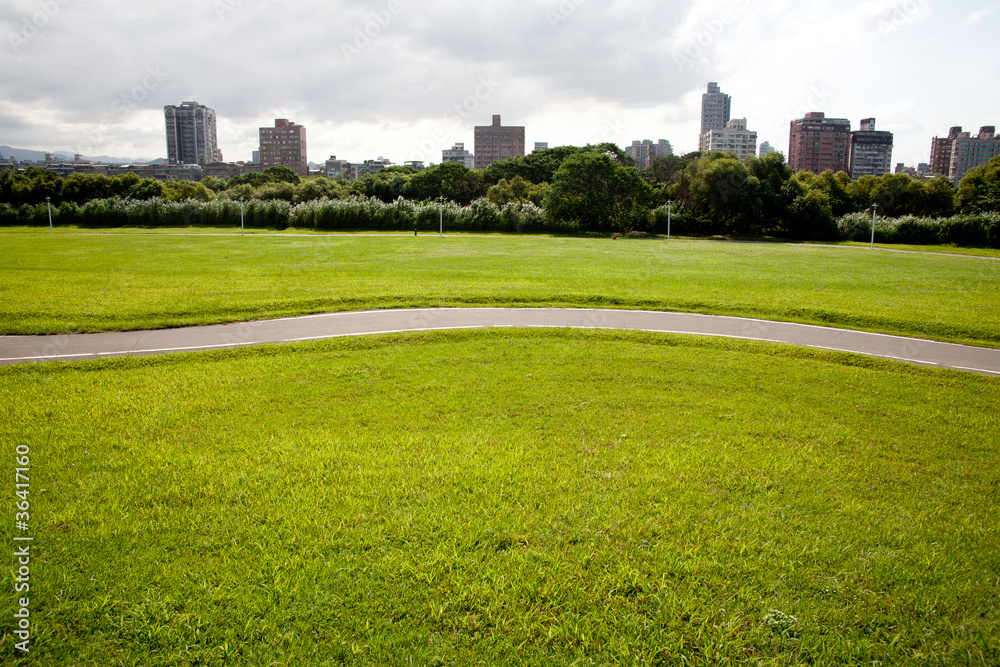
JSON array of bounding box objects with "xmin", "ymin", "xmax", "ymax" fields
[
  {"xmin": 439, "ymin": 195, "xmax": 444, "ymax": 237},
  {"xmin": 45, "ymin": 196, "xmax": 52, "ymax": 233},
  {"xmin": 240, "ymin": 196, "xmax": 245, "ymax": 236},
  {"xmin": 870, "ymin": 203, "xmax": 878, "ymax": 249},
  {"xmin": 667, "ymin": 200, "xmax": 672, "ymax": 240}
]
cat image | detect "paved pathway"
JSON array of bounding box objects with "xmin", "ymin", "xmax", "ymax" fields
[{"xmin": 1, "ymin": 308, "xmax": 998, "ymax": 375}]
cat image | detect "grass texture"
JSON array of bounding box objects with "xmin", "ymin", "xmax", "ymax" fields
[
  {"xmin": 2, "ymin": 329, "xmax": 998, "ymax": 665},
  {"xmin": 1, "ymin": 231, "xmax": 999, "ymax": 346}
]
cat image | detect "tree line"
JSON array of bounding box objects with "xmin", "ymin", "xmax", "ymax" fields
[{"xmin": 2, "ymin": 146, "xmax": 999, "ymax": 243}]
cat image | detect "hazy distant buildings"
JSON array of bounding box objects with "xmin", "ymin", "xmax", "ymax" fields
[
  {"xmin": 325, "ymin": 156, "xmax": 351, "ymax": 179},
  {"xmin": 946, "ymin": 126, "xmax": 1000, "ymax": 183},
  {"xmin": 259, "ymin": 118, "xmax": 308, "ymax": 176},
  {"xmin": 788, "ymin": 112, "xmax": 851, "ymax": 174},
  {"xmin": 848, "ymin": 118, "xmax": 893, "ymax": 178},
  {"xmin": 442, "ymin": 142, "xmax": 475, "ymax": 169},
  {"xmin": 758, "ymin": 141, "xmax": 776, "ymax": 157},
  {"xmin": 927, "ymin": 124, "xmax": 1000, "ymax": 181},
  {"xmin": 699, "ymin": 119, "xmax": 757, "ymax": 159},
  {"xmin": 534, "ymin": 142, "xmax": 549, "ymax": 152},
  {"xmin": 700, "ymin": 82, "xmax": 731, "ymax": 137},
  {"xmin": 164, "ymin": 101, "xmax": 222, "ymax": 166},
  {"xmin": 474, "ymin": 115, "xmax": 525, "ymax": 169},
  {"xmin": 351, "ymin": 158, "xmax": 392, "ymax": 180},
  {"xmin": 625, "ymin": 139, "xmax": 673, "ymax": 168}
]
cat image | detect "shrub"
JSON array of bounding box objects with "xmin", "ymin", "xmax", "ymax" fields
[{"xmin": 835, "ymin": 211, "xmax": 1000, "ymax": 248}]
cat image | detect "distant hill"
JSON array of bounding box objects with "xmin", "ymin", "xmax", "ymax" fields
[{"xmin": 0, "ymin": 145, "xmax": 164, "ymax": 165}]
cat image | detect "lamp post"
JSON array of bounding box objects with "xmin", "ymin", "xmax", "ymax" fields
[
  {"xmin": 240, "ymin": 196, "xmax": 245, "ymax": 236},
  {"xmin": 45, "ymin": 196, "xmax": 52, "ymax": 233},
  {"xmin": 870, "ymin": 203, "xmax": 878, "ymax": 249},
  {"xmin": 667, "ymin": 199, "xmax": 672, "ymax": 241},
  {"xmin": 439, "ymin": 195, "xmax": 444, "ymax": 237}
]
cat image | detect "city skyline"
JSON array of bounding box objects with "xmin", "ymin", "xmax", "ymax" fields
[{"xmin": 1, "ymin": 0, "xmax": 997, "ymax": 169}]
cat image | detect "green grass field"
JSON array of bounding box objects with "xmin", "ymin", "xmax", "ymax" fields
[
  {"xmin": 1, "ymin": 230, "xmax": 999, "ymax": 346},
  {"xmin": 1, "ymin": 331, "xmax": 998, "ymax": 665},
  {"xmin": 2, "ymin": 231, "xmax": 999, "ymax": 664}
]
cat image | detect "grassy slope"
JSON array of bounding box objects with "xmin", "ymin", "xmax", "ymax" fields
[
  {"xmin": 1, "ymin": 231, "xmax": 1000, "ymax": 347},
  {"xmin": 2, "ymin": 330, "xmax": 998, "ymax": 665}
]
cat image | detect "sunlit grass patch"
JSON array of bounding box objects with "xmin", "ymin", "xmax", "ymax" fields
[{"xmin": 2, "ymin": 329, "xmax": 997, "ymax": 665}]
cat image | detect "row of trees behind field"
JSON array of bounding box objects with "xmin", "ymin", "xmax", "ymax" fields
[{"xmin": 2, "ymin": 145, "xmax": 999, "ymax": 245}]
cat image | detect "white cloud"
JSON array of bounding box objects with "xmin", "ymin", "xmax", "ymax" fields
[{"xmin": 963, "ymin": 7, "xmax": 993, "ymax": 24}]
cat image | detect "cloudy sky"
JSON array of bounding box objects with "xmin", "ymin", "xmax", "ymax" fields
[{"xmin": 1, "ymin": 0, "xmax": 997, "ymax": 168}]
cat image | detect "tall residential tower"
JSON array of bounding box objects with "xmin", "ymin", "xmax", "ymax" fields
[
  {"xmin": 164, "ymin": 101, "xmax": 222, "ymax": 166},
  {"xmin": 700, "ymin": 82, "xmax": 731, "ymax": 136}
]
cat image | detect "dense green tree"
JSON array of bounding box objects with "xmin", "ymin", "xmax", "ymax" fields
[
  {"xmin": 689, "ymin": 155, "xmax": 764, "ymax": 234},
  {"xmin": 294, "ymin": 177, "xmax": 344, "ymax": 204},
  {"xmin": 62, "ymin": 173, "xmax": 112, "ymax": 203},
  {"xmin": 957, "ymin": 155, "xmax": 1000, "ymax": 212},
  {"xmin": 227, "ymin": 171, "xmax": 269, "ymax": 189},
  {"xmin": 218, "ymin": 183, "xmax": 255, "ymax": 201},
  {"xmin": 200, "ymin": 176, "xmax": 228, "ymax": 193},
  {"xmin": 110, "ymin": 172, "xmax": 140, "ymax": 198},
  {"xmin": 922, "ymin": 178, "xmax": 957, "ymax": 217},
  {"xmin": 128, "ymin": 178, "xmax": 165, "ymax": 200},
  {"xmin": 641, "ymin": 154, "xmax": 692, "ymax": 186},
  {"xmin": 256, "ymin": 182, "xmax": 295, "ymax": 202},
  {"xmin": 403, "ymin": 162, "xmax": 485, "ymax": 205},
  {"xmin": 543, "ymin": 151, "xmax": 653, "ymax": 232},
  {"xmin": 350, "ymin": 172, "xmax": 411, "ymax": 202},
  {"xmin": 486, "ymin": 176, "xmax": 548, "ymax": 206},
  {"xmin": 263, "ymin": 165, "xmax": 301, "ymax": 185},
  {"xmin": 163, "ymin": 180, "xmax": 215, "ymax": 202},
  {"xmin": 482, "ymin": 146, "xmax": 583, "ymax": 185},
  {"xmin": 380, "ymin": 165, "xmax": 417, "ymax": 175}
]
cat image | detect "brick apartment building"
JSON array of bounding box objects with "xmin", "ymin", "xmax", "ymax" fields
[
  {"xmin": 788, "ymin": 112, "xmax": 851, "ymax": 174},
  {"xmin": 259, "ymin": 118, "xmax": 308, "ymax": 176},
  {"xmin": 473, "ymin": 115, "xmax": 525, "ymax": 169}
]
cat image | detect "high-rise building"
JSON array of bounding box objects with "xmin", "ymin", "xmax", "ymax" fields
[
  {"xmin": 700, "ymin": 82, "xmax": 731, "ymax": 136},
  {"xmin": 534, "ymin": 142, "xmax": 549, "ymax": 152},
  {"xmin": 259, "ymin": 119, "xmax": 308, "ymax": 176},
  {"xmin": 164, "ymin": 101, "xmax": 222, "ymax": 166},
  {"xmin": 442, "ymin": 142, "xmax": 475, "ymax": 169},
  {"xmin": 849, "ymin": 118, "xmax": 893, "ymax": 178},
  {"xmin": 929, "ymin": 126, "xmax": 963, "ymax": 176},
  {"xmin": 788, "ymin": 112, "xmax": 851, "ymax": 174},
  {"xmin": 474, "ymin": 115, "xmax": 525, "ymax": 169},
  {"xmin": 625, "ymin": 139, "xmax": 674, "ymax": 169},
  {"xmin": 699, "ymin": 118, "xmax": 757, "ymax": 159},
  {"xmin": 758, "ymin": 141, "xmax": 776, "ymax": 157},
  {"xmin": 948, "ymin": 126, "xmax": 1000, "ymax": 183}
]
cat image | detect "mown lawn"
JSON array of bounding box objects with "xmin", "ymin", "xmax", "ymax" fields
[
  {"xmin": 2, "ymin": 330, "xmax": 997, "ymax": 665},
  {"xmin": 1, "ymin": 230, "xmax": 999, "ymax": 346}
]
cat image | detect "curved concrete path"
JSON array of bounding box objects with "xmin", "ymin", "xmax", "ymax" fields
[{"xmin": 1, "ymin": 308, "xmax": 999, "ymax": 376}]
